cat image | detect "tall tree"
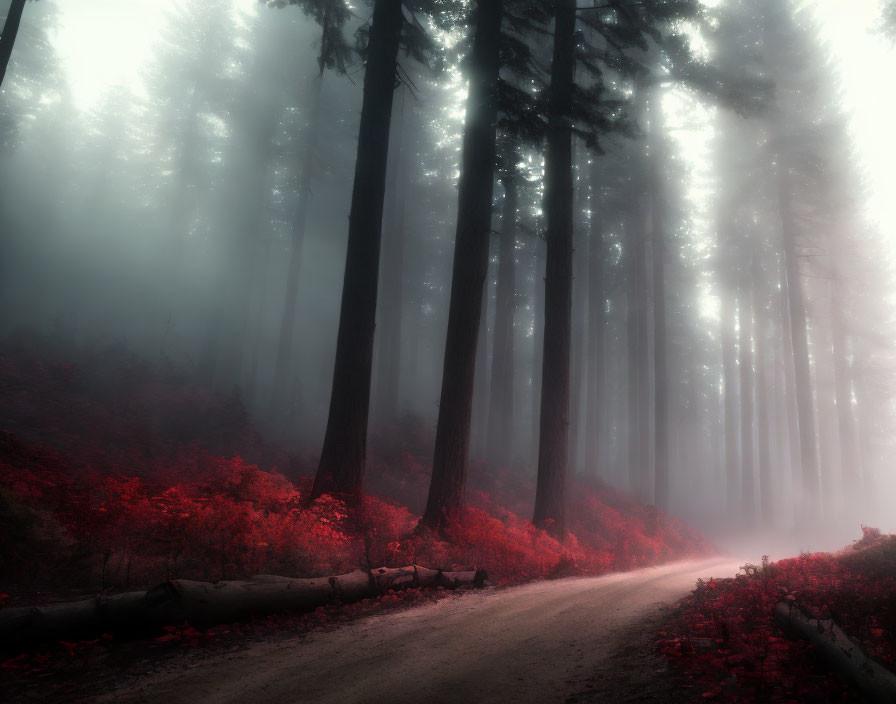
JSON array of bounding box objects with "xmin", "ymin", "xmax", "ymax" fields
[
  {"xmin": 422, "ymin": 0, "xmax": 504, "ymax": 530},
  {"xmin": 373, "ymin": 86, "xmax": 414, "ymax": 427},
  {"xmin": 738, "ymin": 278, "xmax": 755, "ymax": 524},
  {"xmin": 752, "ymin": 249, "xmax": 773, "ymax": 524},
  {"xmin": 311, "ymin": 0, "xmax": 405, "ymax": 499},
  {"xmin": 486, "ymin": 171, "xmax": 518, "ymax": 464},
  {"xmin": 650, "ymin": 124, "xmax": 669, "ymax": 513},
  {"xmin": 533, "ymin": 0, "xmax": 575, "ymax": 535},
  {"xmin": 271, "ymin": 73, "xmax": 324, "ymax": 422},
  {"xmin": 583, "ymin": 160, "xmax": 606, "ymax": 477}
]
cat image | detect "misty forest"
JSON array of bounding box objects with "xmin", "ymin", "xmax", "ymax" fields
[{"xmin": 3, "ymin": 0, "xmax": 896, "ymax": 702}]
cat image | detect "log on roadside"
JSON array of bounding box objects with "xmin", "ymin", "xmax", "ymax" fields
[
  {"xmin": 773, "ymin": 600, "xmax": 896, "ymax": 704},
  {"xmin": 0, "ymin": 565, "xmax": 486, "ymax": 646}
]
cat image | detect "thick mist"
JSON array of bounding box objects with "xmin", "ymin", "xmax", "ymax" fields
[{"xmin": 1, "ymin": 0, "xmax": 894, "ymax": 556}]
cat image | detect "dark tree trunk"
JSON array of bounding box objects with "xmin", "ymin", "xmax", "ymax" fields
[
  {"xmin": 738, "ymin": 285, "xmax": 756, "ymax": 526},
  {"xmin": 752, "ymin": 253, "xmax": 773, "ymax": 525},
  {"xmin": 778, "ymin": 166, "xmax": 820, "ymax": 513},
  {"xmin": 473, "ymin": 255, "xmax": 492, "ymax": 457},
  {"xmin": 533, "ymin": 0, "xmax": 576, "ymax": 536},
  {"xmin": 584, "ymin": 207, "xmax": 605, "ymax": 478},
  {"xmin": 487, "ymin": 176, "xmax": 518, "ymax": 465},
  {"xmin": 627, "ymin": 217, "xmax": 648, "ymax": 502},
  {"xmin": 568, "ymin": 146, "xmax": 588, "ymax": 477},
  {"xmin": 421, "ymin": 0, "xmax": 503, "ymax": 530},
  {"xmin": 311, "ymin": 0, "xmax": 404, "ymax": 499},
  {"xmin": 0, "ymin": 0, "xmax": 26, "ymax": 89},
  {"xmin": 649, "ymin": 110, "xmax": 668, "ymax": 512},
  {"xmin": 374, "ymin": 88, "xmax": 411, "ymax": 428},
  {"xmin": 531, "ymin": 234, "xmax": 545, "ymax": 460},
  {"xmin": 272, "ymin": 74, "xmax": 324, "ymax": 421}
]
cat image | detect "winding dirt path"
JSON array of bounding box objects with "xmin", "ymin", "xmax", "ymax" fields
[{"xmin": 100, "ymin": 558, "xmax": 742, "ymax": 704}]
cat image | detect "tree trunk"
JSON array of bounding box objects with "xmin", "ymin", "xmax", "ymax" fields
[
  {"xmin": 311, "ymin": 0, "xmax": 404, "ymax": 499},
  {"xmin": 533, "ymin": 0, "xmax": 576, "ymax": 537},
  {"xmin": 752, "ymin": 253, "xmax": 773, "ymax": 525},
  {"xmin": 584, "ymin": 207, "xmax": 605, "ymax": 478},
  {"xmin": 738, "ymin": 286, "xmax": 756, "ymax": 526},
  {"xmin": 0, "ymin": 0, "xmax": 26, "ymax": 89},
  {"xmin": 830, "ymin": 273, "xmax": 857, "ymax": 498},
  {"xmin": 720, "ymin": 246, "xmax": 739, "ymax": 515},
  {"xmin": 0, "ymin": 566, "xmax": 486, "ymax": 646},
  {"xmin": 778, "ymin": 165, "xmax": 820, "ymax": 514},
  {"xmin": 487, "ymin": 176, "xmax": 517, "ymax": 465},
  {"xmin": 272, "ymin": 74, "xmax": 324, "ymax": 422},
  {"xmin": 374, "ymin": 87, "xmax": 411, "ymax": 428},
  {"xmin": 778, "ymin": 256, "xmax": 801, "ymax": 501},
  {"xmin": 472, "ymin": 255, "xmax": 492, "ymax": 457},
  {"xmin": 652, "ymin": 204, "xmax": 668, "ymax": 513},
  {"xmin": 568, "ymin": 146, "xmax": 588, "ymax": 477},
  {"xmin": 649, "ymin": 106, "xmax": 668, "ymax": 513},
  {"xmin": 531, "ymin": 233, "xmax": 545, "ymax": 461},
  {"xmin": 421, "ymin": 0, "xmax": 503, "ymax": 531},
  {"xmin": 628, "ymin": 216, "xmax": 648, "ymax": 501}
]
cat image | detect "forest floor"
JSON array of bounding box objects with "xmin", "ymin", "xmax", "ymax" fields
[{"xmin": 75, "ymin": 558, "xmax": 743, "ymax": 704}]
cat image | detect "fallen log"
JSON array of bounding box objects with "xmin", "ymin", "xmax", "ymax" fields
[
  {"xmin": 773, "ymin": 600, "xmax": 896, "ymax": 704},
  {"xmin": 0, "ymin": 565, "xmax": 486, "ymax": 647}
]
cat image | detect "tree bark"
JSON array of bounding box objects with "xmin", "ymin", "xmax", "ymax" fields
[
  {"xmin": 486, "ymin": 176, "xmax": 518, "ymax": 465},
  {"xmin": 533, "ymin": 0, "xmax": 576, "ymax": 537},
  {"xmin": 272, "ymin": 74, "xmax": 324, "ymax": 422},
  {"xmin": 0, "ymin": 0, "xmax": 26, "ymax": 89},
  {"xmin": 312, "ymin": 0, "xmax": 404, "ymax": 499},
  {"xmin": 0, "ymin": 566, "xmax": 487, "ymax": 646},
  {"xmin": 422, "ymin": 0, "xmax": 503, "ymax": 531}
]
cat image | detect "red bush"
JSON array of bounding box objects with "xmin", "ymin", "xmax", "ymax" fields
[{"xmin": 659, "ymin": 538, "xmax": 896, "ymax": 701}]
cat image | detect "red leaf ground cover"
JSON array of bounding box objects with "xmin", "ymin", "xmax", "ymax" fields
[
  {"xmin": 0, "ymin": 333, "xmax": 712, "ymax": 603},
  {"xmin": 659, "ymin": 528, "xmax": 896, "ymax": 702}
]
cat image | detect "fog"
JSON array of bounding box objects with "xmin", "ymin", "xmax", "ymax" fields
[{"xmin": 2, "ymin": 0, "xmax": 895, "ymax": 554}]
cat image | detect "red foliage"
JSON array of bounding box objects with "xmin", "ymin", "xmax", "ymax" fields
[
  {"xmin": 0, "ymin": 334, "xmax": 711, "ymax": 601},
  {"xmin": 659, "ymin": 534, "xmax": 896, "ymax": 702}
]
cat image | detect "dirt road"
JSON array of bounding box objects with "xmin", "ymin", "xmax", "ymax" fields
[{"xmin": 100, "ymin": 558, "xmax": 743, "ymax": 704}]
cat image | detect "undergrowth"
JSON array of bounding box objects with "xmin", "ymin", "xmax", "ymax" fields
[{"xmin": 659, "ymin": 527, "xmax": 896, "ymax": 702}]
